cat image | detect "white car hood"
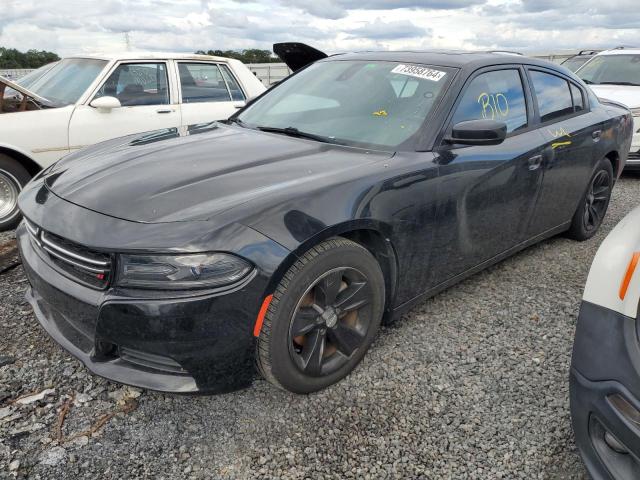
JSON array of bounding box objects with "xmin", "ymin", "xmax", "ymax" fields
[{"xmin": 589, "ymin": 84, "xmax": 640, "ymax": 109}]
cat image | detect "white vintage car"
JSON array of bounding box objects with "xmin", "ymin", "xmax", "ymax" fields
[{"xmin": 0, "ymin": 52, "xmax": 266, "ymax": 230}]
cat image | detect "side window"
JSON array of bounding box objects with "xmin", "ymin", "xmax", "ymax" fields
[
  {"xmin": 451, "ymin": 69, "xmax": 528, "ymax": 134},
  {"xmin": 94, "ymin": 63, "xmax": 169, "ymax": 106},
  {"xmin": 570, "ymin": 83, "xmax": 585, "ymax": 113},
  {"xmin": 530, "ymin": 71, "xmax": 574, "ymax": 122},
  {"xmin": 178, "ymin": 63, "xmax": 231, "ymax": 103},
  {"xmin": 219, "ymin": 64, "xmax": 246, "ymax": 101}
]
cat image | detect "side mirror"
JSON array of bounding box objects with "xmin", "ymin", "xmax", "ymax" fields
[
  {"xmin": 90, "ymin": 96, "xmax": 121, "ymax": 112},
  {"xmin": 446, "ymin": 119, "xmax": 507, "ymax": 146}
]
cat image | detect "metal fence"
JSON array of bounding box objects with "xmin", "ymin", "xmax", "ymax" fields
[{"xmin": 0, "ymin": 69, "xmax": 33, "ymax": 80}]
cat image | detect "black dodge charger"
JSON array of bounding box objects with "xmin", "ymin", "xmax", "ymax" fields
[{"xmin": 16, "ymin": 44, "xmax": 633, "ymax": 393}]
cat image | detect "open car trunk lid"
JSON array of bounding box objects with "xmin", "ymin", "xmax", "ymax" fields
[{"xmin": 273, "ymin": 43, "xmax": 328, "ymax": 72}]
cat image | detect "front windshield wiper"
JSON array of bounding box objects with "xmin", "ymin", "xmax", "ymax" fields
[
  {"xmin": 255, "ymin": 126, "xmax": 339, "ymax": 144},
  {"xmin": 227, "ymin": 117, "xmax": 250, "ymax": 128},
  {"xmin": 598, "ymin": 81, "xmax": 640, "ymax": 87},
  {"xmin": 582, "ymin": 79, "xmax": 595, "ymax": 85}
]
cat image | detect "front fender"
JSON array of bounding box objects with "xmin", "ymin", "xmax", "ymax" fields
[{"xmin": 583, "ymin": 205, "xmax": 640, "ymax": 318}]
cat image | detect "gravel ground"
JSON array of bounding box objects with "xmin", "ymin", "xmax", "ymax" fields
[{"xmin": 2, "ymin": 174, "xmax": 640, "ymax": 479}]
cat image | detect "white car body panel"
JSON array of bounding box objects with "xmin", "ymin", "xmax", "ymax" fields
[
  {"xmin": 583, "ymin": 205, "xmax": 640, "ymax": 318},
  {"xmin": 0, "ymin": 52, "xmax": 265, "ymax": 170},
  {"xmin": 578, "ymin": 49, "xmax": 640, "ymax": 161}
]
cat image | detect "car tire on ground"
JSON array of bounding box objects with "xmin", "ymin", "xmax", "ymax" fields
[
  {"xmin": 256, "ymin": 237, "xmax": 385, "ymax": 394},
  {"xmin": 566, "ymin": 157, "xmax": 613, "ymax": 241},
  {"xmin": 0, "ymin": 154, "xmax": 31, "ymax": 232}
]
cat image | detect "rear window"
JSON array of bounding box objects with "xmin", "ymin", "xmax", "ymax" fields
[{"xmin": 530, "ymin": 71, "xmax": 574, "ymax": 123}]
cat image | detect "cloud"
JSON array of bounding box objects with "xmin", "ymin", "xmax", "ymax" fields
[
  {"xmin": 345, "ymin": 19, "xmax": 429, "ymax": 40},
  {"xmin": 280, "ymin": 0, "xmax": 485, "ymax": 20}
]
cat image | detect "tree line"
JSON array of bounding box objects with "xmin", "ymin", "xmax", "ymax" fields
[
  {"xmin": 0, "ymin": 48, "xmax": 60, "ymax": 69},
  {"xmin": 0, "ymin": 46, "xmax": 279, "ymax": 69},
  {"xmin": 195, "ymin": 49, "xmax": 281, "ymax": 63}
]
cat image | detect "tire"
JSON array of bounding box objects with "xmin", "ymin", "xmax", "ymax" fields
[
  {"xmin": 566, "ymin": 157, "xmax": 613, "ymax": 241},
  {"xmin": 0, "ymin": 154, "xmax": 31, "ymax": 231},
  {"xmin": 256, "ymin": 237, "xmax": 385, "ymax": 394}
]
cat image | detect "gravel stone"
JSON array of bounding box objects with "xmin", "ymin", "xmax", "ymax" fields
[{"xmin": 2, "ymin": 174, "xmax": 640, "ymax": 478}]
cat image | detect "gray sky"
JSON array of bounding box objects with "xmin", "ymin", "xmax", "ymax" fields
[{"xmin": 2, "ymin": 0, "xmax": 640, "ymax": 56}]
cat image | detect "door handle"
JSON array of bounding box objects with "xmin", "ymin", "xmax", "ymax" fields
[
  {"xmin": 528, "ymin": 155, "xmax": 543, "ymax": 171},
  {"xmin": 156, "ymin": 109, "xmax": 173, "ymax": 114},
  {"xmin": 592, "ymin": 130, "xmax": 602, "ymax": 142}
]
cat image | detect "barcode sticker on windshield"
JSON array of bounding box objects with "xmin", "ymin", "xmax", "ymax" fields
[{"xmin": 391, "ymin": 64, "xmax": 446, "ymax": 82}]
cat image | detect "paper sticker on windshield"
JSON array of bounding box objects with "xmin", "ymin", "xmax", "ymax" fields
[{"xmin": 391, "ymin": 64, "xmax": 446, "ymax": 82}]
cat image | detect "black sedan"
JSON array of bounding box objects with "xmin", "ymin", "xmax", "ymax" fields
[{"xmin": 16, "ymin": 45, "xmax": 634, "ymax": 394}]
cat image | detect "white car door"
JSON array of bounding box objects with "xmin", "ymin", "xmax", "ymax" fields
[
  {"xmin": 68, "ymin": 61, "xmax": 180, "ymax": 150},
  {"xmin": 175, "ymin": 61, "xmax": 245, "ymax": 125}
]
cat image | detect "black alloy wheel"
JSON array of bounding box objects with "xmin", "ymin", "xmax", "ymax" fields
[
  {"xmin": 288, "ymin": 267, "xmax": 373, "ymax": 377},
  {"xmin": 567, "ymin": 157, "xmax": 613, "ymax": 241},
  {"xmin": 582, "ymin": 170, "xmax": 611, "ymax": 233},
  {"xmin": 256, "ymin": 237, "xmax": 385, "ymax": 393}
]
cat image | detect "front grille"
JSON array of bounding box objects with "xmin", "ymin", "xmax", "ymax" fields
[
  {"xmin": 629, "ymin": 150, "xmax": 640, "ymax": 161},
  {"xmin": 24, "ymin": 218, "xmax": 112, "ymax": 289}
]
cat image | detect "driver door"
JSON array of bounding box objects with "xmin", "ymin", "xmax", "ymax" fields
[
  {"xmin": 430, "ymin": 66, "xmax": 545, "ymax": 284},
  {"xmin": 69, "ymin": 61, "xmax": 180, "ymax": 151}
]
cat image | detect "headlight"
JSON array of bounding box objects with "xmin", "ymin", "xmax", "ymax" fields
[{"xmin": 117, "ymin": 253, "xmax": 252, "ymax": 290}]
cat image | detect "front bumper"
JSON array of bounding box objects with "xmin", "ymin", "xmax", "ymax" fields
[
  {"xmin": 570, "ymin": 301, "xmax": 640, "ymax": 479},
  {"xmin": 17, "ymin": 221, "xmax": 271, "ymax": 394},
  {"xmin": 624, "ymin": 117, "xmax": 640, "ymax": 169}
]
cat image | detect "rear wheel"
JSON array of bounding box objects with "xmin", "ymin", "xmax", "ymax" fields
[
  {"xmin": 0, "ymin": 154, "xmax": 31, "ymax": 231},
  {"xmin": 566, "ymin": 158, "xmax": 613, "ymax": 241},
  {"xmin": 256, "ymin": 237, "xmax": 385, "ymax": 393}
]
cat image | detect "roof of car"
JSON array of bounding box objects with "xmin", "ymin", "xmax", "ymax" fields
[
  {"xmin": 595, "ymin": 48, "xmax": 640, "ymax": 56},
  {"xmin": 65, "ymin": 52, "xmax": 233, "ymax": 62},
  {"xmin": 320, "ymin": 50, "xmax": 565, "ymax": 71}
]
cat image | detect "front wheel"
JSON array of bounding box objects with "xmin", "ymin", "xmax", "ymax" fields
[
  {"xmin": 256, "ymin": 237, "xmax": 385, "ymax": 393},
  {"xmin": 0, "ymin": 154, "xmax": 31, "ymax": 231},
  {"xmin": 566, "ymin": 158, "xmax": 613, "ymax": 241}
]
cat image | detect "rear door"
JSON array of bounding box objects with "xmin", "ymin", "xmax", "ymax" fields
[
  {"xmin": 69, "ymin": 61, "xmax": 180, "ymax": 150},
  {"xmin": 525, "ymin": 68, "xmax": 600, "ymax": 235},
  {"xmin": 431, "ymin": 65, "xmax": 545, "ymax": 281},
  {"xmin": 176, "ymin": 61, "xmax": 246, "ymax": 125}
]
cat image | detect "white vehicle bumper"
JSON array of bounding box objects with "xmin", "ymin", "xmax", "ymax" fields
[{"xmin": 628, "ymin": 115, "xmax": 640, "ymax": 167}]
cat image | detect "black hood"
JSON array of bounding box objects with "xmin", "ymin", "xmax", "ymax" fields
[{"xmin": 44, "ymin": 123, "xmax": 392, "ymax": 224}]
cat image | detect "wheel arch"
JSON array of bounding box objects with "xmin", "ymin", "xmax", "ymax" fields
[
  {"xmin": 604, "ymin": 150, "xmax": 620, "ymax": 179},
  {"xmin": 0, "ymin": 145, "xmax": 42, "ymax": 178},
  {"xmin": 263, "ymin": 221, "xmax": 399, "ymax": 321}
]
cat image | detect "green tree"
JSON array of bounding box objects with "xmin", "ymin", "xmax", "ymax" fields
[{"xmin": 0, "ymin": 47, "xmax": 60, "ymax": 69}]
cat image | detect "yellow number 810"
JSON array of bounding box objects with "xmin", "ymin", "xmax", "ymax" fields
[{"xmin": 477, "ymin": 92, "xmax": 509, "ymax": 120}]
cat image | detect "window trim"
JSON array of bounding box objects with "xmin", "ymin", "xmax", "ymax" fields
[
  {"xmin": 175, "ymin": 61, "xmax": 247, "ymax": 104},
  {"xmin": 438, "ymin": 64, "xmax": 535, "ymax": 148},
  {"xmin": 524, "ymin": 67, "xmax": 590, "ymax": 127},
  {"xmin": 87, "ymin": 60, "xmax": 172, "ymax": 106}
]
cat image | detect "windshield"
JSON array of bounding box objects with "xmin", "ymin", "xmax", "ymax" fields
[
  {"xmin": 562, "ymin": 56, "xmax": 591, "ymax": 73},
  {"xmin": 578, "ymin": 54, "xmax": 640, "ymax": 86},
  {"xmin": 27, "ymin": 58, "xmax": 108, "ymax": 106},
  {"xmin": 237, "ymin": 60, "xmax": 453, "ymax": 149},
  {"xmin": 16, "ymin": 62, "xmax": 58, "ymax": 88}
]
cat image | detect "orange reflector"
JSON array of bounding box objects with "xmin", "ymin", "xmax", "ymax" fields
[
  {"xmin": 619, "ymin": 252, "xmax": 640, "ymax": 300},
  {"xmin": 253, "ymin": 294, "xmax": 273, "ymax": 337}
]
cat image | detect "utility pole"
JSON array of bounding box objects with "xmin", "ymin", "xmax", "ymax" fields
[{"xmin": 124, "ymin": 32, "xmax": 131, "ymax": 51}]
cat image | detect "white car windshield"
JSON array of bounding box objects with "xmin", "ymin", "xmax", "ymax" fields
[
  {"xmin": 237, "ymin": 60, "xmax": 453, "ymax": 149},
  {"xmin": 27, "ymin": 58, "xmax": 108, "ymax": 106},
  {"xmin": 578, "ymin": 54, "xmax": 640, "ymax": 87}
]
